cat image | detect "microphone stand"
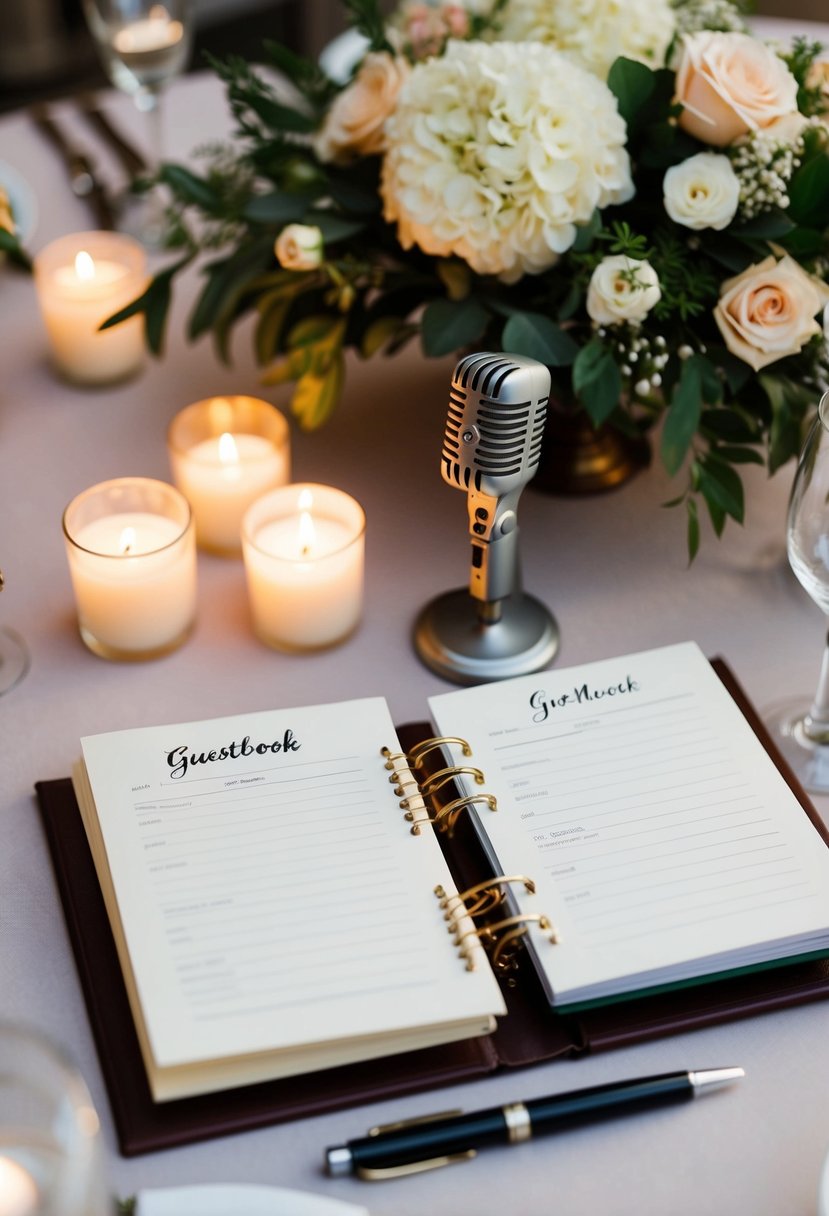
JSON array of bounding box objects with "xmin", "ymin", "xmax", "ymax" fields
[{"xmin": 413, "ymin": 488, "xmax": 559, "ymax": 685}]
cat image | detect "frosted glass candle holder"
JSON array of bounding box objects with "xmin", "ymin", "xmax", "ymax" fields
[
  {"xmin": 167, "ymin": 396, "xmax": 291, "ymax": 555},
  {"xmin": 63, "ymin": 477, "xmax": 196, "ymax": 661},
  {"xmin": 0, "ymin": 1022, "xmax": 109, "ymax": 1216},
  {"xmin": 242, "ymin": 483, "xmax": 365, "ymax": 652},
  {"xmin": 33, "ymin": 231, "xmax": 148, "ymax": 386}
]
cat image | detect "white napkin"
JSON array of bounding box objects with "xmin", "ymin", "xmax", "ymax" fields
[{"xmin": 135, "ymin": 1184, "xmax": 369, "ymax": 1216}]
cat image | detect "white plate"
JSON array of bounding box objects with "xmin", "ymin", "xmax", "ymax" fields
[{"xmin": 0, "ymin": 160, "xmax": 37, "ymax": 244}]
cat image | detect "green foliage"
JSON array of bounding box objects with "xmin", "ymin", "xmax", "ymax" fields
[
  {"xmin": 573, "ymin": 339, "xmax": 623, "ymax": 425},
  {"xmin": 341, "ymin": 0, "xmax": 394, "ymax": 54},
  {"xmin": 421, "ymin": 298, "xmax": 489, "ymax": 357},
  {"xmin": 0, "ymin": 226, "xmax": 31, "ymax": 270},
  {"xmin": 780, "ymin": 37, "xmax": 827, "ymax": 116},
  {"xmin": 501, "ymin": 313, "xmax": 578, "ymax": 367}
]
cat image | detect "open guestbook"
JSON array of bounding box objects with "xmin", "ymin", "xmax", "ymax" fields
[{"xmin": 36, "ymin": 642, "xmax": 829, "ymax": 1153}]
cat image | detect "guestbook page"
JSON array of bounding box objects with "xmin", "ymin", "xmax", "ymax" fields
[
  {"xmin": 75, "ymin": 697, "xmax": 504, "ymax": 1078},
  {"xmin": 430, "ymin": 642, "xmax": 829, "ymax": 1004}
]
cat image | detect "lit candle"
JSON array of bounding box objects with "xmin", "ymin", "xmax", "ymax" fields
[
  {"xmin": 168, "ymin": 396, "xmax": 290, "ymax": 554},
  {"xmin": 242, "ymin": 483, "xmax": 365, "ymax": 651},
  {"xmin": 0, "ymin": 1157, "xmax": 38, "ymax": 1216},
  {"xmin": 34, "ymin": 232, "xmax": 148, "ymax": 386},
  {"xmin": 63, "ymin": 478, "xmax": 197, "ymax": 661}
]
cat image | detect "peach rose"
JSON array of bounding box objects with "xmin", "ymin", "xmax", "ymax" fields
[
  {"xmin": 713, "ymin": 255, "xmax": 829, "ymax": 371},
  {"xmin": 676, "ymin": 31, "xmax": 799, "ymax": 147},
  {"xmin": 314, "ymin": 52, "xmax": 409, "ymax": 163},
  {"xmin": 274, "ymin": 224, "xmax": 323, "ymax": 271}
]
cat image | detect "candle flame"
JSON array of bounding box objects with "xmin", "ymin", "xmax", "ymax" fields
[
  {"xmin": 218, "ymin": 432, "xmax": 239, "ymax": 465},
  {"xmin": 75, "ymin": 250, "xmax": 96, "ymax": 281},
  {"xmin": 119, "ymin": 526, "xmax": 136, "ymax": 555},
  {"xmin": 298, "ymin": 498, "xmax": 316, "ymax": 557}
]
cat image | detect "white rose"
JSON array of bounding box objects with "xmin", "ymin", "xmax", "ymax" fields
[
  {"xmin": 714, "ymin": 255, "xmax": 829, "ymax": 371},
  {"xmin": 676, "ymin": 31, "xmax": 799, "ymax": 147},
  {"xmin": 586, "ymin": 255, "xmax": 661, "ymax": 325},
  {"xmin": 663, "ymin": 152, "xmax": 740, "ymax": 230},
  {"xmin": 274, "ymin": 224, "xmax": 324, "ymax": 271},
  {"xmin": 314, "ymin": 52, "xmax": 409, "ymax": 163}
]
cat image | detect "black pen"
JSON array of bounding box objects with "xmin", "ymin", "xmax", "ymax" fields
[{"xmin": 325, "ymin": 1067, "xmax": 745, "ymax": 1180}]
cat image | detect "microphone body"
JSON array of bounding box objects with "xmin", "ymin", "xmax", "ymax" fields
[
  {"xmin": 413, "ymin": 351, "xmax": 559, "ymax": 685},
  {"xmin": 442, "ymin": 353, "xmax": 550, "ymax": 607}
]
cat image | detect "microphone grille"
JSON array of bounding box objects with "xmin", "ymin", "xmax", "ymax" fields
[{"xmin": 442, "ymin": 353, "xmax": 549, "ymax": 490}]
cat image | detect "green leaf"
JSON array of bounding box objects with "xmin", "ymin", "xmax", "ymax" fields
[
  {"xmin": 361, "ymin": 315, "xmax": 405, "ymax": 358},
  {"xmin": 303, "ymin": 210, "xmax": 366, "ymax": 242},
  {"xmin": 288, "ymin": 315, "xmax": 340, "ymax": 348},
  {"xmin": 698, "ymin": 458, "xmax": 745, "ymax": 523},
  {"xmin": 254, "ymin": 294, "xmax": 291, "ymax": 364},
  {"xmin": 158, "ymin": 164, "xmax": 223, "ymax": 213},
  {"xmin": 705, "ymin": 493, "xmax": 726, "ymax": 538},
  {"xmin": 421, "ymin": 298, "xmax": 489, "ymax": 358},
  {"xmin": 686, "ymin": 498, "xmax": 700, "ymax": 563},
  {"xmin": 261, "ymin": 345, "xmax": 313, "ymax": 385},
  {"xmin": 291, "ymin": 352, "xmax": 345, "ymax": 429},
  {"xmin": 607, "ymin": 57, "xmax": 656, "ymax": 129},
  {"xmin": 327, "ymin": 178, "xmax": 383, "ymax": 215},
  {"xmin": 0, "ymin": 227, "xmax": 31, "ymax": 270},
  {"xmin": 780, "ymin": 226, "xmax": 827, "ymax": 259},
  {"xmin": 501, "ymin": 313, "xmax": 579, "ymax": 367},
  {"xmin": 761, "ymin": 373, "xmax": 801, "ymax": 473},
  {"xmin": 243, "ymin": 191, "xmax": 313, "ymax": 225},
  {"xmin": 237, "ymin": 91, "xmax": 317, "ymax": 134},
  {"xmin": 99, "ymin": 255, "xmax": 192, "ymax": 356},
  {"xmin": 732, "ymin": 211, "xmax": 796, "ymax": 240},
  {"xmin": 188, "ymin": 236, "xmax": 275, "ymax": 342},
  {"xmin": 660, "ymin": 354, "xmax": 704, "ymax": 476},
  {"xmin": 788, "ymin": 150, "xmax": 829, "ymax": 226},
  {"xmin": 572, "ymin": 340, "xmax": 622, "ymax": 426}
]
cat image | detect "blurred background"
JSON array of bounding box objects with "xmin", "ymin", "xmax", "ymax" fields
[{"xmin": 0, "ymin": 0, "xmax": 825, "ymax": 114}]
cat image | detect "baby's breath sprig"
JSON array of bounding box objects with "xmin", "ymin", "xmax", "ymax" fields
[
  {"xmin": 731, "ymin": 129, "xmax": 805, "ymax": 219},
  {"xmin": 670, "ymin": 0, "xmax": 749, "ymax": 37}
]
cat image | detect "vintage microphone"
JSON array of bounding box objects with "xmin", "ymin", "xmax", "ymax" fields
[{"xmin": 414, "ymin": 352, "xmax": 560, "ymax": 684}]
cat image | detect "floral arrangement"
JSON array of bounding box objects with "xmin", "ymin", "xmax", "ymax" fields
[{"xmin": 112, "ymin": 0, "xmax": 829, "ymax": 553}]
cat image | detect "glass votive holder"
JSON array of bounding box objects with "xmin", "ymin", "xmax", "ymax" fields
[
  {"xmin": 167, "ymin": 396, "xmax": 291, "ymax": 555},
  {"xmin": 242, "ymin": 483, "xmax": 365, "ymax": 652},
  {"xmin": 33, "ymin": 231, "xmax": 148, "ymax": 386},
  {"xmin": 0, "ymin": 1021, "xmax": 109, "ymax": 1216},
  {"xmin": 62, "ymin": 477, "xmax": 197, "ymax": 662}
]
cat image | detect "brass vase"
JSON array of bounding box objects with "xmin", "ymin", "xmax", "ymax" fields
[{"xmin": 532, "ymin": 402, "xmax": 652, "ymax": 496}]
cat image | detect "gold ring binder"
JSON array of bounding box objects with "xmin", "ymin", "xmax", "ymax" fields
[
  {"xmin": 438, "ymin": 875, "xmax": 536, "ymax": 922},
  {"xmin": 449, "ymin": 876, "xmax": 537, "ymax": 909},
  {"xmin": 380, "ymin": 747, "xmax": 407, "ymax": 771},
  {"xmin": 406, "ymin": 736, "xmax": 473, "ymax": 768},
  {"xmin": 419, "ymin": 766, "xmax": 485, "ymax": 797},
  {"xmin": 433, "ymin": 792, "xmax": 497, "ymax": 837},
  {"xmin": 454, "ymin": 914, "xmax": 560, "ymax": 974}
]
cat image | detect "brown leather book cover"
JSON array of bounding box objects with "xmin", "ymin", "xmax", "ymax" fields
[{"xmin": 34, "ymin": 659, "xmax": 829, "ymax": 1156}]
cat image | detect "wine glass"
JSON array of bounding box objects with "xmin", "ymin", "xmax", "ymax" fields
[
  {"xmin": 0, "ymin": 569, "xmax": 30, "ymax": 696},
  {"xmin": 767, "ymin": 390, "xmax": 829, "ymax": 792},
  {"xmin": 81, "ymin": 0, "xmax": 192, "ymax": 246}
]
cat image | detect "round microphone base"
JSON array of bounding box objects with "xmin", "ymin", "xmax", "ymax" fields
[{"xmin": 413, "ymin": 590, "xmax": 559, "ymax": 685}]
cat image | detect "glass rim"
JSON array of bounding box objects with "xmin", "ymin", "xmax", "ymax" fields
[
  {"xmin": 242, "ymin": 482, "xmax": 366, "ymax": 562},
  {"xmin": 166, "ymin": 396, "xmax": 289, "ymax": 458},
  {"xmin": 62, "ymin": 476, "xmax": 193, "ymax": 559}
]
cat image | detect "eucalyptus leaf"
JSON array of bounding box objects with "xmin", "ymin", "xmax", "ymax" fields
[
  {"xmin": 421, "ymin": 298, "xmax": 488, "ymax": 357},
  {"xmin": 607, "ymin": 57, "xmax": 655, "ymax": 129},
  {"xmin": 159, "ymin": 164, "xmax": 224, "ymax": 213},
  {"xmin": 243, "ymin": 191, "xmax": 313, "ymax": 225},
  {"xmin": 686, "ymin": 498, "xmax": 700, "ymax": 563},
  {"xmin": 572, "ymin": 339, "xmax": 621, "ymax": 426},
  {"xmin": 788, "ymin": 151, "xmax": 829, "ymax": 226},
  {"xmin": 501, "ymin": 313, "xmax": 578, "ymax": 367},
  {"xmin": 698, "ymin": 458, "xmax": 744, "ymax": 523},
  {"xmin": 661, "ymin": 355, "xmax": 704, "ymax": 477}
]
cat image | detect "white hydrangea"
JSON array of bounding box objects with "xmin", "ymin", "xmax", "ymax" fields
[
  {"xmin": 380, "ymin": 41, "xmax": 634, "ymax": 281},
  {"xmin": 493, "ymin": 0, "xmax": 675, "ymax": 79}
]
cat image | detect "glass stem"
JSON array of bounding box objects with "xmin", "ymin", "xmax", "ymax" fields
[
  {"xmin": 807, "ymin": 629, "xmax": 829, "ymax": 739},
  {"xmin": 135, "ymin": 85, "xmax": 163, "ymax": 174}
]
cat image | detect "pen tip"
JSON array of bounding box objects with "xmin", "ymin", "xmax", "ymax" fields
[{"xmin": 689, "ymin": 1066, "xmax": 745, "ymax": 1093}]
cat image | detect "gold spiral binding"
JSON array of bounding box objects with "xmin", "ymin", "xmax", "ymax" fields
[
  {"xmin": 433, "ymin": 792, "xmax": 497, "ymax": 838},
  {"xmin": 438, "ymin": 875, "xmax": 536, "ymax": 922},
  {"xmin": 406, "ymin": 736, "xmax": 473, "ymax": 769},
  {"xmin": 454, "ymin": 913, "xmax": 560, "ymax": 975},
  {"xmin": 419, "ymin": 766, "xmax": 485, "ymax": 798}
]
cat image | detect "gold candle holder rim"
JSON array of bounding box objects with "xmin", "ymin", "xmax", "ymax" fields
[
  {"xmin": 166, "ymin": 394, "xmax": 290, "ymax": 460},
  {"xmin": 241, "ymin": 481, "xmax": 366, "ymax": 564},
  {"xmin": 62, "ymin": 476, "xmax": 193, "ymax": 561}
]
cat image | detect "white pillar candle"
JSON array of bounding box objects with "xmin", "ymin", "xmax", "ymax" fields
[
  {"xmin": 63, "ymin": 478, "xmax": 196, "ymax": 661},
  {"xmin": 168, "ymin": 397, "xmax": 290, "ymax": 554},
  {"xmin": 242, "ymin": 484, "xmax": 365, "ymax": 651},
  {"xmin": 34, "ymin": 232, "xmax": 148, "ymax": 386},
  {"xmin": 0, "ymin": 1157, "xmax": 38, "ymax": 1216}
]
